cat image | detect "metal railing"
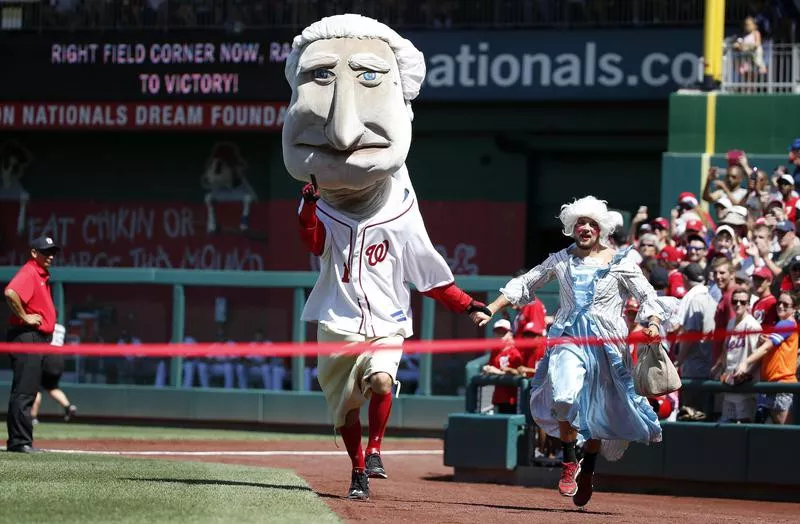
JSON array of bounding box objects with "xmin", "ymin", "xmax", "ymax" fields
[
  {"xmin": 721, "ymin": 41, "xmax": 800, "ymax": 93},
  {"xmin": 0, "ymin": 0, "xmax": 752, "ymax": 31},
  {"xmin": 465, "ymin": 374, "xmax": 800, "ymax": 425}
]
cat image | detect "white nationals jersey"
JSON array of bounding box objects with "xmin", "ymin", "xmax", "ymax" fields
[{"xmin": 301, "ymin": 177, "xmax": 454, "ymax": 338}]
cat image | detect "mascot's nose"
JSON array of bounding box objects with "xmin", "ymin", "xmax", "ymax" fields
[{"xmin": 324, "ymin": 79, "xmax": 365, "ymax": 151}]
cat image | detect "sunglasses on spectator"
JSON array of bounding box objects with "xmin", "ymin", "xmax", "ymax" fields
[
  {"xmin": 777, "ymin": 301, "xmax": 795, "ymax": 308},
  {"xmin": 731, "ymin": 299, "xmax": 749, "ymax": 306},
  {"xmin": 640, "ymin": 243, "xmax": 656, "ymax": 248},
  {"xmin": 686, "ymin": 245, "xmax": 706, "ymax": 251}
]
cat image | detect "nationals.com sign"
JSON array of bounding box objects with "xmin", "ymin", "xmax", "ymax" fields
[{"xmin": 0, "ymin": 102, "xmax": 287, "ymax": 131}]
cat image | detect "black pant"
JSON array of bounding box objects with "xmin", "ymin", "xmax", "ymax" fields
[{"xmin": 6, "ymin": 328, "xmax": 48, "ymax": 451}]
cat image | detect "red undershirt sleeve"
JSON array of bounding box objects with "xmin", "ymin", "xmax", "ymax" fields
[
  {"xmin": 421, "ymin": 282, "xmax": 473, "ymax": 313},
  {"xmin": 298, "ymin": 200, "xmax": 326, "ymax": 256}
]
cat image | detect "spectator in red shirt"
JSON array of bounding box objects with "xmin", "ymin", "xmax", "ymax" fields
[
  {"xmin": 512, "ymin": 322, "xmax": 557, "ymax": 463},
  {"xmin": 482, "ymin": 319, "xmax": 523, "ymax": 414},
  {"xmin": 775, "ymin": 173, "xmax": 798, "ymax": 222},
  {"xmin": 516, "ymin": 321, "xmax": 547, "ymax": 377},
  {"xmin": 751, "ymin": 267, "xmax": 778, "ymax": 328},
  {"xmin": 651, "ymin": 217, "xmax": 670, "ymax": 248},
  {"xmin": 659, "ymin": 245, "xmax": 686, "ymax": 298},
  {"xmin": 3, "ymin": 236, "xmax": 60, "ymax": 453},
  {"xmin": 512, "ymin": 297, "xmax": 548, "ymax": 339}
]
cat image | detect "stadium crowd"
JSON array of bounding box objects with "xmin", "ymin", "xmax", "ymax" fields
[
  {"xmin": 30, "ymin": 0, "xmax": 777, "ymax": 30},
  {"xmin": 482, "ymin": 138, "xmax": 800, "ymax": 460}
]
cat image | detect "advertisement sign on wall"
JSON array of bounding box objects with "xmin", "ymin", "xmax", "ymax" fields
[
  {"xmin": 0, "ymin": 102, "xmax": 287, "ymax": 131},
  {"xmin": 0, "ymin": 28, "xmax": 703, "ymax": 132},
  {"xmin": 0, "ymin": 31, "xmax": 295, "ymax": 102},
  {"xmin": 402, "ymin": 28, "xmax": 703, "ymax": 100}
]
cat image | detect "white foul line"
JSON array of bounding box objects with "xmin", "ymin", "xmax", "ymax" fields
[{"xmin": 36, "ymin": 449, "xmax": 444, "ymax": 457}]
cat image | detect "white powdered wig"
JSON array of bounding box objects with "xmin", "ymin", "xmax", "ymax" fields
[
  {"xmin": 285, "ymin": 14, "xmax": 426, "ymax": 120},
  {"xmin": 559, "ymin": 196, "xmax": 616, "ymax": 245}
]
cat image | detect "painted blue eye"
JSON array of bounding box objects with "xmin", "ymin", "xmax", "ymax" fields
[
  {"xmin": 313, "ymin": 69, "xmax": 333, "ymax": 80},
  {"xmin": 362, "ymin": 71, "xmax": 377, "ymax": 81}
]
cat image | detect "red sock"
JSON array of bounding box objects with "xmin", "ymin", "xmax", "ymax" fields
[
  {"xmin": 366, "ymin": 392, "xmax": 393, "ymax": 456},
  {"xmin": 338, "ymin": 421, "xmax": 365, "ymax": 471}
]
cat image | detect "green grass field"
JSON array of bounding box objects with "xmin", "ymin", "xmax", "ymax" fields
[
  {"xmin": 0, "ymin": 453, "xmax": 340, "ymax": 524},
  {"xmin": 33, "ymin": 422, "xmax": 332, "ymax": 441}
]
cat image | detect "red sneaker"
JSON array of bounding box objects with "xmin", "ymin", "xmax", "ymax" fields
[
  {"xmin": 558, "ymin": 461, "xmax": 581, "ymax": 497},
  {"xmin": 572, "ymin": 469, "xmax": 594, "ymax": 507}
]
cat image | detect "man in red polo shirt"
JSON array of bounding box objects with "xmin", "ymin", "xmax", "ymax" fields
[{"xmin": 4, "ymin": 236, "xmax": 59, "ymax": 453}]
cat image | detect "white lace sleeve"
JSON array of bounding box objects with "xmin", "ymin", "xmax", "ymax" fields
[
  {"xmin": 499, "ymin": 253, "xmax": 558, "ymax": 307},
  {"xmin": 616, "ymin": 260, "xmax": 665, "ymax": 322}
]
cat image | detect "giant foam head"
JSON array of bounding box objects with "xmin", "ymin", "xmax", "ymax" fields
[{"xmin": 282, "ymin": 14, "xmax": 425, "ymax": 190}]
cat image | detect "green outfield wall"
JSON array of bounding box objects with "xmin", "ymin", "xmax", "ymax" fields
[
  {"xmin": 0, "ymin": 384, "xmax": 462, "ymax": 432},
  {"xmin": 661, "ymin": 92, "xmax": 800, "ymax": 217}
]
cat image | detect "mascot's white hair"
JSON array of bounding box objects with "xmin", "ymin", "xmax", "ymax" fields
[
  {"xmin": 284, "ymin": 13, "xmax": 426, "ymax": 120},
  {"xmin": 559, "ymin": 196, "xmax": 616, "ymax": 246}
]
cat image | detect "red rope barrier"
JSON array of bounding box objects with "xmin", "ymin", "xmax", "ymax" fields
[{"xmin": 0, "ymin": 324, "xmax": 797, "ymax": 357}]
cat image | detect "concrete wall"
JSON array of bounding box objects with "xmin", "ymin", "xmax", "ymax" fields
[{"xmin": 0, "ymin": 383, "xmax": 462, "ymax": 432}]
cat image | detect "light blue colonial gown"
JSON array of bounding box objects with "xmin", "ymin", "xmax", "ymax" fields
[{"xmin": 501, "ymin": 246, "xmax": 670, "ymax": 460}]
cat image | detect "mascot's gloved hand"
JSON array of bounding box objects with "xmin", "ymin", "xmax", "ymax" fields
[
  {"xmin": 302, "ymin": 174, "xmax": 320, "ymax": 203},
  {"xmin": 466, "ymin": 300, "xmax": 492, "ymax": 316}
]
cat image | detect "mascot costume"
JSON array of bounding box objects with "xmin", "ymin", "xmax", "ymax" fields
[{"xmin": 282, "ymin": 14, "xmax": 490, "ymax": 501}]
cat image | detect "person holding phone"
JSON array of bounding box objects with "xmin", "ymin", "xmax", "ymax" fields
[{"xmin": 702, "ymin": 151, "xmax": 749, "ymax": 207}]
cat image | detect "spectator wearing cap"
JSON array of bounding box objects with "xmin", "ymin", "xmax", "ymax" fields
[
  {"xmin": 509, "ymin": 267, "xmax": 553, "ymax": 338},
  {"xmin": 683, "ymin": 234, "xmax": 709, "ymax": 271},
  {"xmin": 651, "ymin": 217, "xmax": 670, "ymax": 248},
  {"xmin": 763, "ymin": 198, "xmax": 787, "ymax": 229},
  {"xmin": 774, "ymin": 172, "xmax": 798, "ymax": 222},
  {"xmin": 703, "ymin": 164, "xmax": 748, "ymax": 208},
  {"xmin": 640, "ymin": 259, "xmax": 669, "ymax": 296},
  {"xmin": 658, "ymin": 245, "xmax": 686, "ymax": 298},
  {"xmin": 679, "ymin": 218, "xmax": 708, "ymax": 246},
  {"xmin": 516, "ymin": 321, "xmax": 547, "ymax": 378},
  {"xmin": 674, "ymin": 263, "xmax": 718, "ymax": 417},
  {"xmin": 510, "ymin": 293, "xmax": 549, "ymax": 340},
  {"xmin": 720, "ymin": 205, "xmax": 750, "ymax": 260},
  {"xmin": 708, "ymin": 225, "xmax": 742, "ymax": 269},
  {"xmin": 3, "ymin": 236, "xmax": 61, "ymax": 453},
  {"xmin": 482, "ymin": 319, "xmax": 523, "ymax": 415},
  {"xmin": 673, "ymin": 192, "xmax": 715, "ymax": 238},
  {"xmin": 713, "ymin": 196, "xmax": 734, "ymax": 223},
  {"xmin": 751, "ymin": 266, "xmax": 778, "ymax": 328}
]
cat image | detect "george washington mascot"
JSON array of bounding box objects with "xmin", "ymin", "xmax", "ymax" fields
[{"xmin": 282, "ymin": 14, "xmax": 490, "ymax": 501}]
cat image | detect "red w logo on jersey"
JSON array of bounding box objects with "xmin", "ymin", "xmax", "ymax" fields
[{"xmin": 365, "ymin": 240, "xmax": 389, "ymax": 266}]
